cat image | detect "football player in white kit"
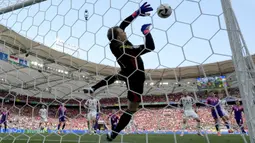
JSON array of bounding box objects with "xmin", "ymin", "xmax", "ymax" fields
[
  {"xmin": 179, "ymin": 89, "xmax": 203, "ymax": 136},
  {"xmin": 39, "ymin": 105, "xmax": 48, "ymax": 131},
  {"xmin": 85, "ymin": 97, "xmax": 100, "ymax": 134},
  {"xmin": 218, "ymin": 91, "xmax": 229, "ymax": 118}
]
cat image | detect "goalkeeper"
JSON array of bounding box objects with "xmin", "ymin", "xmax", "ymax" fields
[{"xmin": 83, "ymin": 2, "xmax": 154, "ymax": 141}]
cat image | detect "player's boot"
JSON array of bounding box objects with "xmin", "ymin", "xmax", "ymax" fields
[
  {"xmin": 106, "ymin": 132, "xmax": 113, "ymax": 141},
  {"xmin": 83, "ymin": 87, "xmax": 94, "ymax": 94},
  {"xmin": 180, "ymin": 132, "xmax": 184, "ymax": 137},
  {"xmin": 217, "ymin": 131, "xmax": 221, "ymax": 136},
  {"xmin": 197, "ymin": 132, "xmax": 204, "ymax": 137},
  {"xmin": 228, "ymin": 129, "xmax": 234, "ymax": 133}
]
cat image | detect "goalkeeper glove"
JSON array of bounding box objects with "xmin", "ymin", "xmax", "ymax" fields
[
  {"xmin": 141, "ymin": 24, "xmax": 151, "ymax": 35},
  {"xmin": 132, "ymin": 2, "xmax": 153, "ymax": 18}
]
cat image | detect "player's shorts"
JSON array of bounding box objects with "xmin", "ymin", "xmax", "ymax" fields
[
  {"xmin": 235, "ymin": 118, "xmax": 244, "ymax": 125},
  {"xmin": 87, "ymin": 111, "xmax": 97, "ymax": 121},
  {"xmin": 211, "ymin": 108, "xmax": 225, "ymax": 119},
  {"xmin": 40, "ymin": 117, "xmax": 48, "ymax": 122},
  {"xmin": 59, "ymin": 116, "xmax": 66, "ymax": 122},
  {"xmin": 183, "ymin": 110, "xmax": 199, "ymax": 119},
  {"xmin": 0, "ymin": 120, "xmax": 6, "ymax": 124}
]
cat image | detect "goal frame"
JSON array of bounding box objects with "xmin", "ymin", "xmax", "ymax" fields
[
  {"xmin": 0, "ymin": 0, "xmax": 46, "ymax": 15},
  {"xmin": 221, "ymin": 0, "xmax": 255, "ymax": 142}
]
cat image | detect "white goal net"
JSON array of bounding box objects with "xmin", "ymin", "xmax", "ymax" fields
[{"xmin": 0, "ymin": 0, "xmax": 254, "ymax": 143}]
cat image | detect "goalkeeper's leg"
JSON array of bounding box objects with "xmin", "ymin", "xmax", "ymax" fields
[
  {"xmin": 107, "ymin": 101, "xmax": 139, "ymax": 141},
  {"xmin": 106, "ymin": 79, "xmax": 143, "ymax": 141},
  {"xmin": 83, "ymin": 74, "xmax": 122, "ymax": 93}
]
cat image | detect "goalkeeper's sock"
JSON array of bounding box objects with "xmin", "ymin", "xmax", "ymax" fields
[
  {"xmin": 215, "ymin": 124, "xmax": 219, "ymax": 131},
  {"xmin": 224, "ymin": 121, "xmax": 230, "ymax": 129},
  {"xmin": 111, "ymin": 111, "xmax": 132, "ymax": 139},
  {"xmin": 62, "ymin": 123, "xmax": 66, "ymax": 130}
]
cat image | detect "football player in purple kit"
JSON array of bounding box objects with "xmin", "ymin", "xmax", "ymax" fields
[
  {"xmin": 0, "ymin": 107, "xmax": 9, "ymax": 133},
  {"xmin": 230, "ymin": 99, "xmax": 246, "ymax": 134},
  {"xmin": 55, "ymin": 103, "xmax": 67, "ymax": 134},
  {"xmin": 206, "ymin": 91, "xmax": 233, "ymax": 136},
  {"xmin": 108, "ymin": 111, "xmax": 119, "ymax": 131}
]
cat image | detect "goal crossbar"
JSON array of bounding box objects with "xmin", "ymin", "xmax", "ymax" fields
[{"xmin": 0, "ymin": 0, "xmax": 47, "ymax": 15}]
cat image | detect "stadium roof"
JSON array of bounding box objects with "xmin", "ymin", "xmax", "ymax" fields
[{"xmin": 0, "ymin": 24, "xmax": 254, "ymax": 99}]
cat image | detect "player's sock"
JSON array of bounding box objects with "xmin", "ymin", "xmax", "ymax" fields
[
  {"xmin": 57, "ymin": 124, "xmax": 61, "ymax": 130},
  {"xmin": 4, "ymin": 124, "xmax": 7, "ymax": 132},
  {"xmin": 93, "ymin": 122, "xmax": 98, "ymax": 131},
  {"xmin": 224, "ymin": 121, "xmax": 230, "ymax": 129},
  {"xmin": 87, "ymin": 121, "xmax": 90, "ymax": 132},
  {"xmin": 92, "ymin": 75, "xmax": 118, "ymax": 91},
  {"xmin": 215, "ymin": 124, "xmax": 219, "ymax": 131},
  {"xmin": 111, "ymin": 111, "xmax": 133, "ymax": 139},
  {"xmin": 62, "ymin": 123, "xmax": 66, "ymax": 130},
  {"xmin": 196, "ymin": 122, "xmax": 201, "ymax": 131},
  {"xmin": 239, "ymin": 124, "xmax": 245, "ymax": 133},
  {"xmin": 241, "ymin": 127, "xmax": 245, "ymax": 133},
  {"xmin": 0, "ymin": 126, "xmax": 1, "ymax": 133},
  {"xmin": 182, "ymin": 123, "xmax": 187, "ymax": 131}
]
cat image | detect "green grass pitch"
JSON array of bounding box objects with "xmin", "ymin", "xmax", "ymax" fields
[{"xmin": 0, "ymin": 133, "xmax": 250, "ymax": 143}]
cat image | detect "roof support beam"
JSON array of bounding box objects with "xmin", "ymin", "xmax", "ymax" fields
[{"xmin": 217, "ymin": 62, "xmax": 222, "ymax": 75}]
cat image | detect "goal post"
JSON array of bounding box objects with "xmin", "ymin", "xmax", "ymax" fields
[
  {"xmin": 0, "ymin": 0, "xmax": 47, "ymax": 15},
  {"xmin": 221, "ymin": 0, "xmax": 255, "ymax": 142}
]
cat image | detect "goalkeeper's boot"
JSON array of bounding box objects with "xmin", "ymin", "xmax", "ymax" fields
[
  {"xmin": 83, "ymin": 87, "xmax": 94, "ymax": 94},
  {"xmin": 106, "ymin": 132, "xmax": 113, "ymax": 142}
]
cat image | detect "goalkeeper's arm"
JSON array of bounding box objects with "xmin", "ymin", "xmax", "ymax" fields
[{"xmin": 119, "ymin": 2, "xmax": 153, "ymax": 30}]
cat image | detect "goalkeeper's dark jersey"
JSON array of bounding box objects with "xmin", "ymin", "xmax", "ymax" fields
[{"xmin": 109, "ymin": 15, "xmax": 155, "ymax": 80}]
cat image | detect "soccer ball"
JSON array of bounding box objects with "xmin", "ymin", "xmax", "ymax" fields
[{"xmin": 157, "ymin": 4, "xmax": 172, "ymax": 18}]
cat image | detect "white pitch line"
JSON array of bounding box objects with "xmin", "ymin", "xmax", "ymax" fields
[
  {"xmin": 2, "ymin": 138, "xmax": 133, "ymax": 143},
  {"xmin": 2, "ymin": 138, "xmax": 97, "ymax": 143}
]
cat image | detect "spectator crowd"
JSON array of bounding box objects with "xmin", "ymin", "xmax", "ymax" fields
[{"xmin": 0, "ymin": 87, "xmax": 245, "ymax": 132}]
